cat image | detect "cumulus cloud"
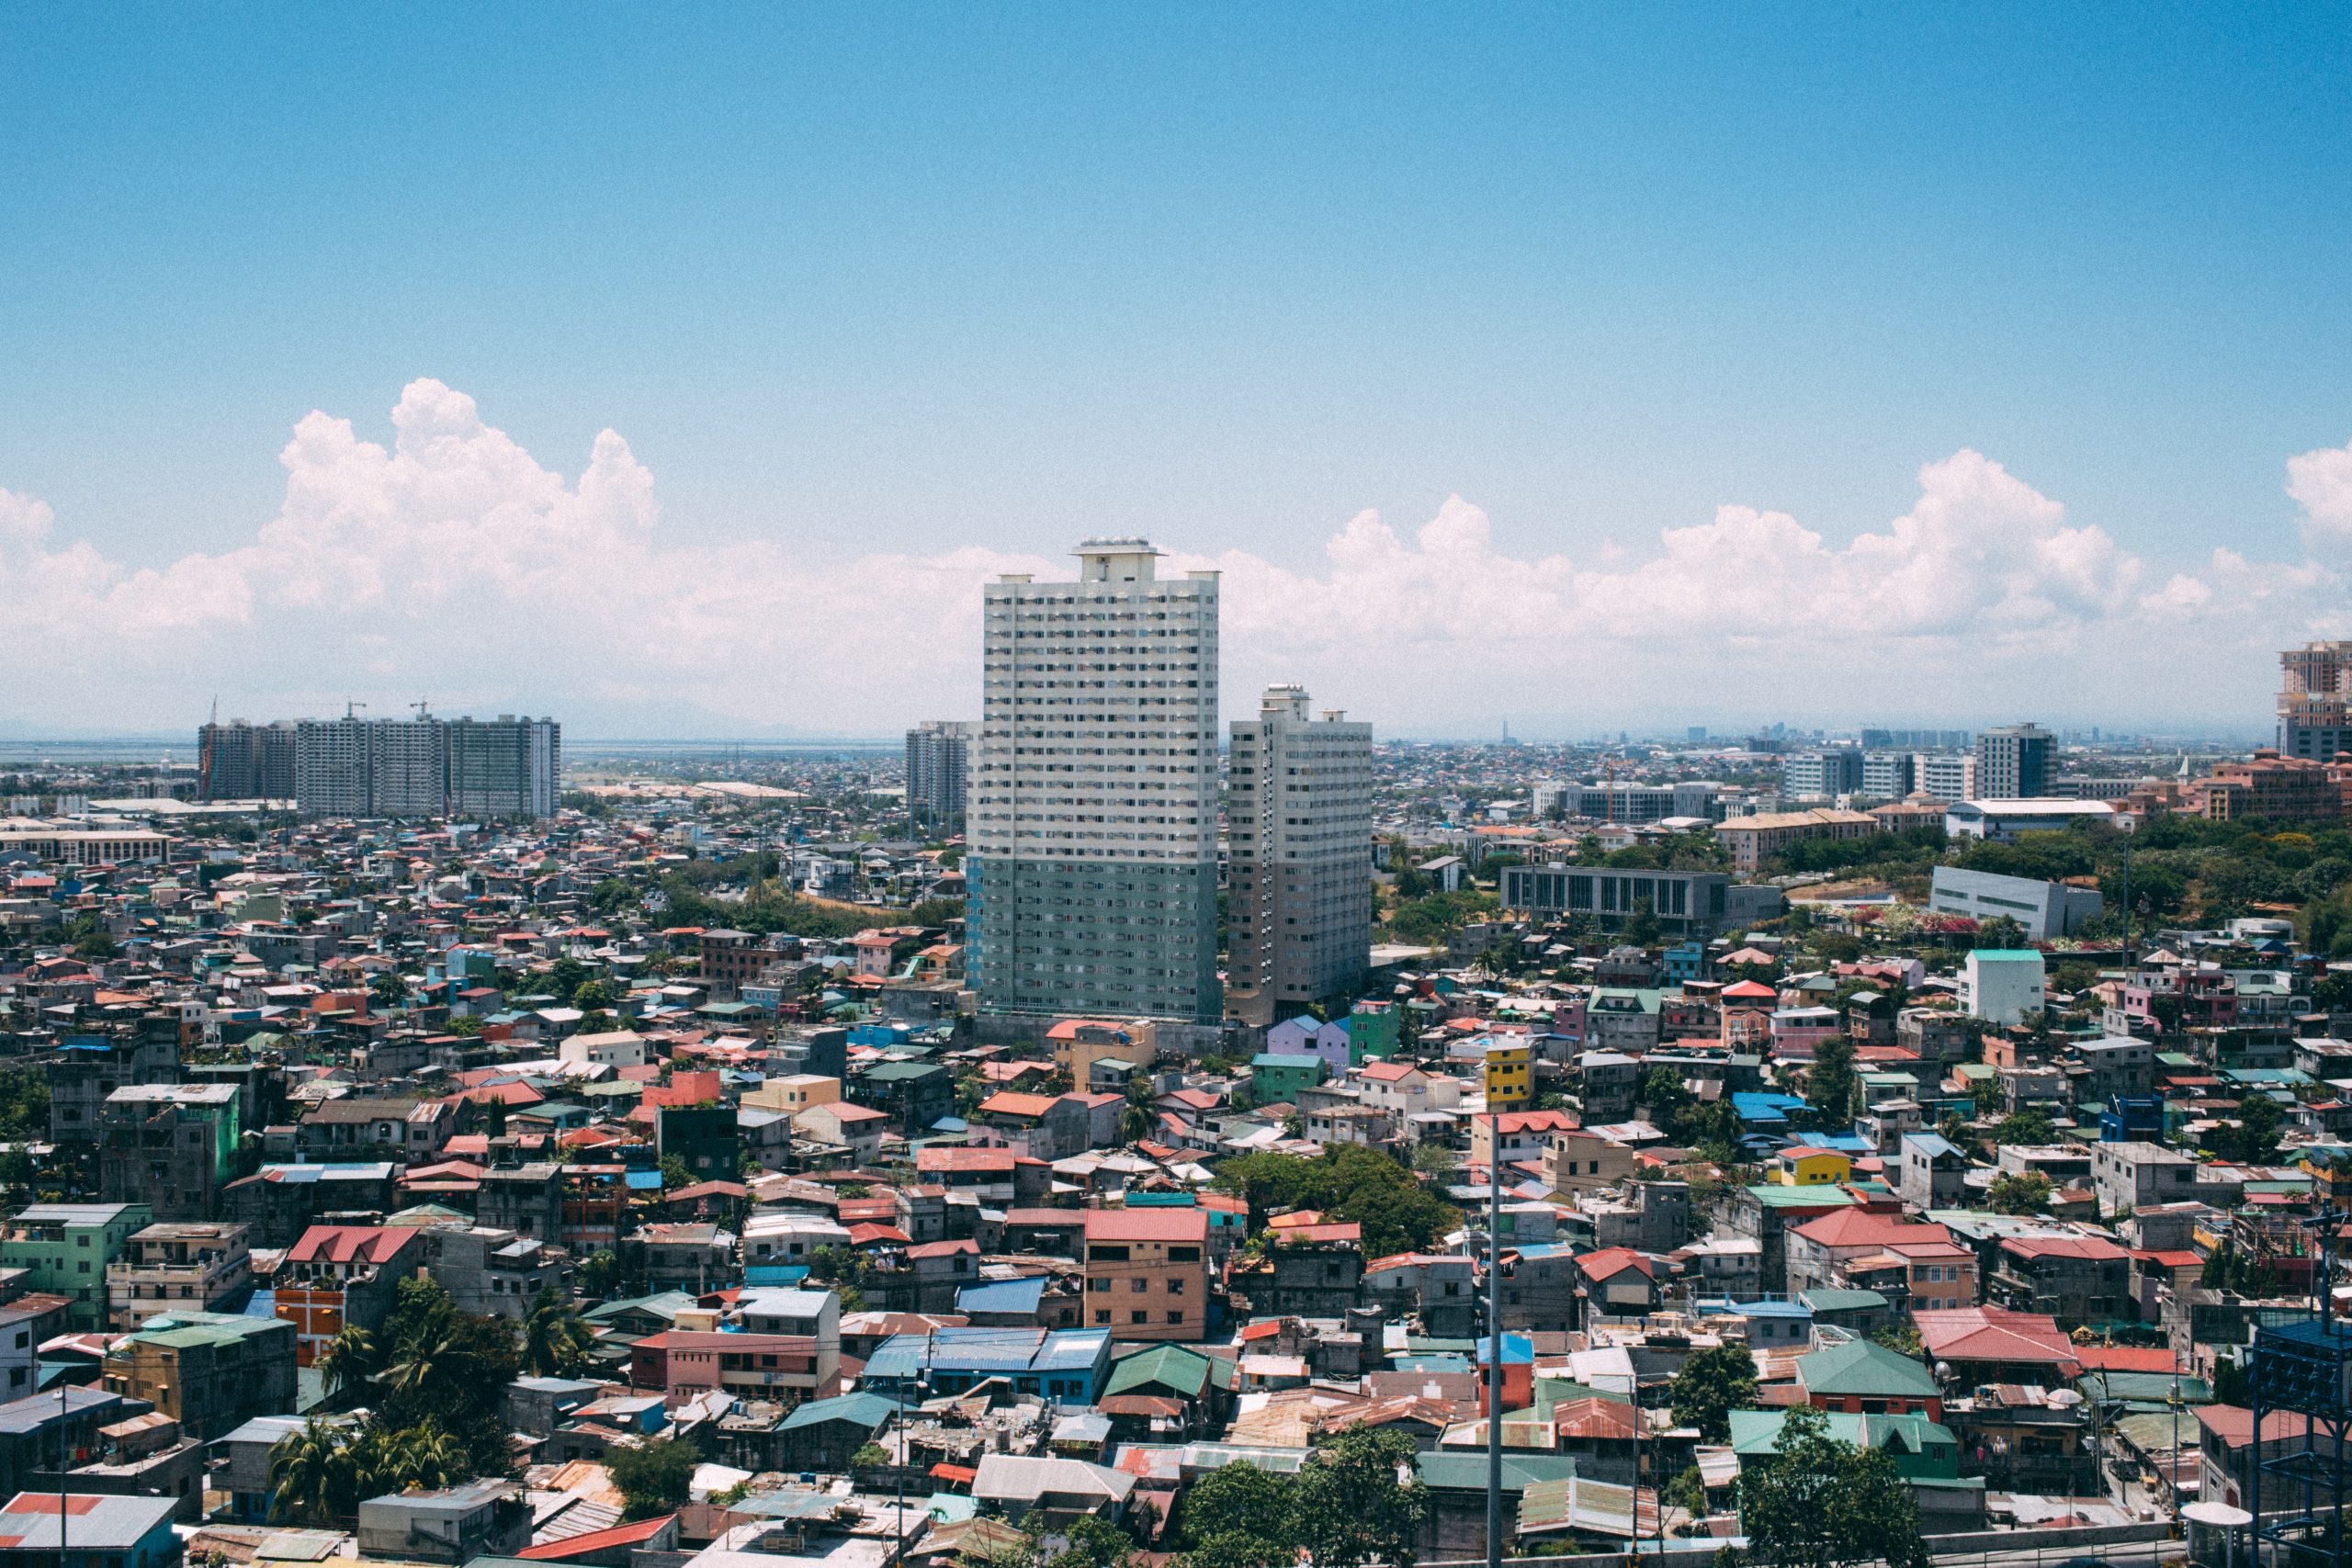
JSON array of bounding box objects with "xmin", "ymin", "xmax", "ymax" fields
[{"xmin": 1, "ymin": 380, "xmax": 2346, "ymax": 737}]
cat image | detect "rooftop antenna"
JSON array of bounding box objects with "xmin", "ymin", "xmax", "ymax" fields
[{"xmin": 2307, "ymin": 1198, "xmax": 2346, "ymax": 1324}]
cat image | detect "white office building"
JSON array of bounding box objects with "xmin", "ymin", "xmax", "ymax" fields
[
  {"xmin": 1945, "ymin": 798, "xmax": 2117, "ymax": 842},
  {"xmin": 1928, "ymin": 865, "xmax": 2103, "ymax": 940},
  {"xmin": 1862, "ymin": 751, "xmax": 1916, "ymax": 798},
  {"xmin": 1976, "ymin": 722, "xmax": 2055, "ymax": 800},
  {"xmin": 1226, "ymin": 685, "xmax": 1373, "ymax": 1027},
  {"xmin": 967, "ymin": 540, "xmax": 1222, "ymax": 1021},
  {"xmin": 1783, "ymin": 749, "xmax": 1863, "ymax": 799},
  {"xmin": 1960, "ymin": 947, "xmax": 2046, "ymax": 1026},
  {"xmin": 1915, "ymin": 753, "xmax": 1977, "ymax": 803}
]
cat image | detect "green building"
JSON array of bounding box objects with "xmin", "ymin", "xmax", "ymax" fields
[
  {"xmin": 1348, "ymin": 1001, "xmax": 1402, "ymax": 1062},
  {"xmin": 1, "ymin": 1202, "xmax": 154, "ymax": 1328},
  {"xmin": 1728, "ymin": 1408, "xmax": 1961, "ymax": 1481},
  {"xmin": 1248, "ymin": 1053, "xmax": 1327, "ymax": 1107}
]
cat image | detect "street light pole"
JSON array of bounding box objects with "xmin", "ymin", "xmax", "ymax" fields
[{"xmin": 1487, "ymin": 1110, "xmax": 1504, "ymax": 1568}]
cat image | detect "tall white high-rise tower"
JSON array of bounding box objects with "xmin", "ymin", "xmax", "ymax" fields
[{"xmin": 967, "ymin": 539, "xmax": 1222, "ymax": 1021}]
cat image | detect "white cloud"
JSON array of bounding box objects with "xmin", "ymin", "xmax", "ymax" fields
[
  {"xmin": 1, "ymin": 380, "xmax": 2346, "ymax": 738},
  {"xmin": 2289, "ymin": 435, "xmax": 2352, "ymax": 552}
]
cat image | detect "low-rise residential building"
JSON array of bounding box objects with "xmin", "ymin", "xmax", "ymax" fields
[
  {"xmin": 272, "ymin": 1224, "xmax": 426, "ymax": 1366},
  {"xmin": 97, "ymin": 1309, "xmax": 298, "ymax": 1439},
  {"xmin": 0, "ymin": 1202, "xmax": 153, "ymax": 1330},
  {"xmin": 356, "ymin": 1479, "xmax": 531, "ymax": 1563},
  {"xmin": 106, "ymin": 1222, "xmax": 253, "ymax": 1330},
  {"xmin": 1960, "ymin": 948, "xmax": 2045, "ymax": 1026},
  {"xmin": 0, "ymin": 1488, "xmax": 183, "ymax": 1568},
  {"xmin": 424, "ymin": 1225, "xmax": 570, "ymax": 1318},
  {"xmin": 97, "ymin": 1084, "xmax": 243, "ymax": 1223},
  {"xmin": 1083, "ymin": 1208, "xmax": 1208, "ymax": 1342},
  {"xmin": 1990, "ymin": 1234, "xmax": 2132, "ymax": 1324}
]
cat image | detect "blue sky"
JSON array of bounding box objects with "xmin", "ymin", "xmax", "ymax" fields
[{"xmin": 4, "ymin": 5, "xmax": 2350, "ymax": 738}]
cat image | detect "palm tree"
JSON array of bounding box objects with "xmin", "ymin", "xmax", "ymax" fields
[
  {"xmin": 389, "ymin": 1421, "xmax": 469, "ymax": 1491},
  {"xmin": 521, "ymin": 1289, "xmax": 594, "ymax": 1377},
  {"xmin": 317, "ymin": 1325, "xmax": 379, "ymax": 1409},
  {"xmin": 268, "ymin": 1417, "xmax": 346, "ymax": 1525},
  {"xmin": 383, "ymin": 1326, "xmax": 464, "ymax": 1401}
]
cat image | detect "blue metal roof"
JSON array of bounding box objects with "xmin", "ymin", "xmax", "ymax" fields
[
  {"xmin": 956, "ymin": 1278, "xmax": 1046, "ymax": 1314},
  {"xmin": 864, "ymin": 1325, "xmax": 1109, "ymax": 1380}
]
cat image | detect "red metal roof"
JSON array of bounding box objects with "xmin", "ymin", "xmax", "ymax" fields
[
  {"xmin": 514, "ymin": 1515, "xmax": 678, "ymax": 1559},
  {"xmin": 1084, "ymin": 1208, "xmax": 1208, "ymax": 1243}
]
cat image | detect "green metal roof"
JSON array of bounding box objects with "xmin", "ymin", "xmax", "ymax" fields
[
  {"xmin": 1746, "ymin": 1184, "xmax": 1862, "ymax": 1210},
  {"xmin": 1795, "ymin": 1337, "xmax": 1939, "ymax": 1400},
  {"xmin": 1798, "ymin": 1288, "xmax": 1891, "ymax": 1313},
  {"xmin": 1103, "ymin": 1343, "xmax": 1231, "ymax": 1400},
  {"xmin": 1411, "ymin": 1452, "xmax": 1581, "ymax": 1493},
  {"xmin": 1728, "ymin": 1407, "xmax": 1956, "ymax": 1460},
  {"xmin": 777, "ymin": 1392, "xmax": 899, "ymax": 1432}
]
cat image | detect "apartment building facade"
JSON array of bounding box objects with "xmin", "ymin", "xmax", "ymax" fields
[
  {"xmin": 107, "ymin": 1222, "xmax": 254, "ymax": 1330},
  {"xmin": 196, "ymin": 720, "xmax": 296, "ymax": 802},
  {"xmin": 967, "ymin": 539, "xmax": 1222, "ymax": 1021},
  {"xmin": 293, "ymin": 714, "xmax": 560, "ymax": 818},
  {"xmin": 1084, "ymin": 1208, "xmax": 1210, "ymax": 1342},
  {"xmin": 906, "ymin": 719, "xmax": 978, "ymax": 831},
  {"xmin": 1225, "ymin": 684, "xmax": 1372, "ymax": 1026}
]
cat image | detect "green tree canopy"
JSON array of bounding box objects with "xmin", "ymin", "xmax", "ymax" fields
[
  {"xmin": 1803, "ymin": 1035, "xmax": 1858, "ymax": 1125},
  {"xmin": 1291, "ymin": 1425, "xmax": 1430, "ymax": 1568},
  {"xmin": 1640, "ymin": 1065, "xmax": 1693, "ymax": 1120},
  {"xmin": 1992, "ymin": 1108, "xmax": 2056, "ymax": 1146},
  {"xmin": 1212, "ymin": 1145, "xmax": 1457, "ymax": 1258},
  {"xmin": 1733, "ymin": 1404, "xmax": 1930, "ymax": 1568},
  {"xmin": 607, "ymin": 1434, "xmax": 703, "ymax": 1519},
  {"xmin": 1986, "ymin": 1170, "xmax": 2053, "ymax": 1216},
  {"xmin": 1668, "ymin": 1342, "xmax": 1758, "ymax": 1444}
]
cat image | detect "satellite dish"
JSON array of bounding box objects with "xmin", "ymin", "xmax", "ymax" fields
[{"xmin": 1934, "ymin": 1361, "xmax": 1952, "ymax": 1382}]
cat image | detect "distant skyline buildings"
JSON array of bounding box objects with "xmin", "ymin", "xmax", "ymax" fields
[
  {"xmin": 904, "ymin": 719, "xmax": 977, "ymax": 835},
  {"xmin": 197, "ymin": 720, "xmax": 295, "ymax": 802},
  {"xmin": 196, "ymin": 710, "xmax": 561, "ymax": 819}
]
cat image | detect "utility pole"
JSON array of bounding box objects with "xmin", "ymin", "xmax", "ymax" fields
[
  {"xmin": 1487, "ymin": 1109, "xmax": 1504, "ymax": 1568},
  {"xmin": 58, "ymin": 1381, "xmax": 68, "ymax": 1568},
  {"xmin": 2119, "ymin": 839, "xmax": 2134, "ymax": 967}
]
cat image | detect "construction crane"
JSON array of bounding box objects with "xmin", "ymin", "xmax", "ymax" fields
[{"xmin": 344, "ymin": 698, "xmax": 368, "ymax": 719}]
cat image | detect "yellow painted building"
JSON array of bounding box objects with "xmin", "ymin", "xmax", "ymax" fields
[
  {"xmin": 1772, "ymin": 1146, "xmax": 1853, "ymax": 1187},
  {"xmin": 1483, "ymin": 1039, "xmax": 1533, "ymax": 1111}
]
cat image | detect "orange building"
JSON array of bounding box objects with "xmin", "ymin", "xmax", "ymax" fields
[
  {"xmin": 1083, "ymin": 1208, "xmax": 1209, "ymax": 1342},
  {"xmin": 2188, "ymin": 750, "xmax": 2345, "ymax": 825},
  {"xmin": 273, "ymin": 1225, "xmax": 424, "ymax": 1366}
]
